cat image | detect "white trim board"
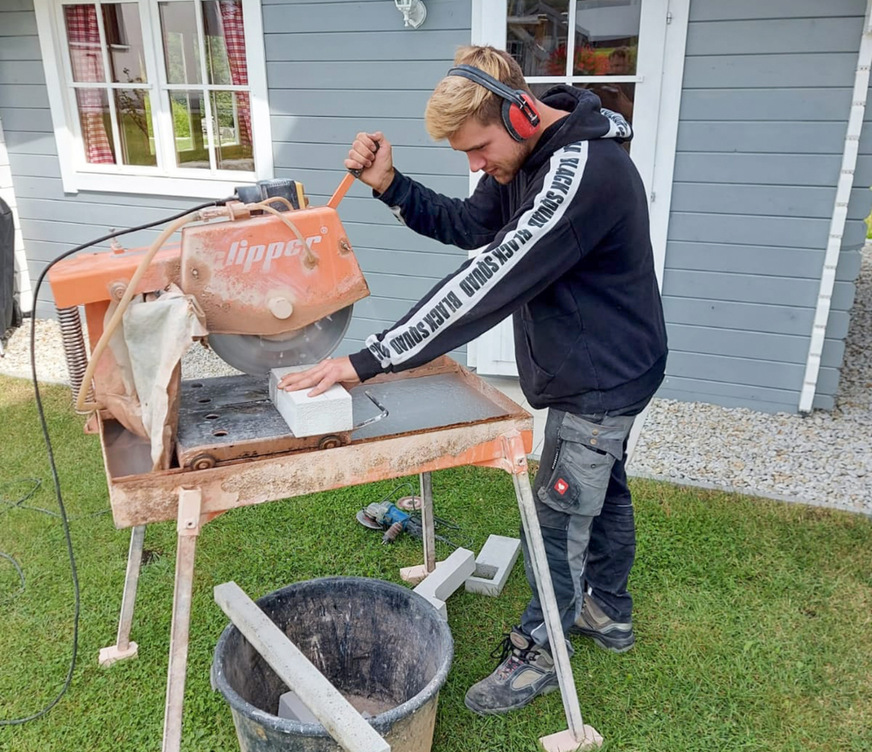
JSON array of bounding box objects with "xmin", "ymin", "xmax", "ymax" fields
[
  {"xmin": 626, "ymin": 0, "xmax": 690, "ymax": 464},
  {"xmin": 648, "ymin": 0, "xmax": 690, "ymax": 288},
  {"xmin": 798, "ymin": 0, "xmax": 872, "ymax": 414}
]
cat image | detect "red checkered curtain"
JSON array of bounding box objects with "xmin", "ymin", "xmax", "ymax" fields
[
  {"xmin": 65, "ymin": 4, "xmax": 115, "ymax": 164},
  {"xmin": 219, "ymin": 0, "xmax": 251, "ymax": 147}
]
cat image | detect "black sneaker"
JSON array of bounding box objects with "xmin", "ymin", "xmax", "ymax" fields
[
  {"xmin": 464, "ymin": 627, "xmax": 559, "ymax": 716},
  {"xmin": 569, "ymin": 596, "xmax": 635, "ymax": 653}
]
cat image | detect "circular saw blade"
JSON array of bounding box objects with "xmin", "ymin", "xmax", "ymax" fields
[{"xmin": 208, "ymin": 305, "xmax": 354, "ymax": 376}]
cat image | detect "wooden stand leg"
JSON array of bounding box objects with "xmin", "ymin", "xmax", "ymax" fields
[
  {"xmin": 98, "ymin": 524, "xmax": 145, "ymax": 666},
  {"xmin": 400, "ymin": 471, "xmax": 438, "ymax": 584},
  {"xmin": 420, "ymin": 471, "xmax": 436, "ymax": 573},
  {"xmin": 506, "ymin": 437, "xmax": 603, "ymax": 752},
  {"xmin": 162, "ymin": 489, "xmax": 202, "ymax": 752}
]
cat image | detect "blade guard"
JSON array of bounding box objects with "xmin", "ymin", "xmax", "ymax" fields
[{"xmin": 179, "ymin": 204, "xmax": 369, "ymax": 337}]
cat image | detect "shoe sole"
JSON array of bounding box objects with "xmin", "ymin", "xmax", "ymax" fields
[
  {"xmin": 570, "ymin": 626, "xmax": 635, "ymax": 654},
  {"xmin": 463, "ymin": 682, "xmax": 559, "ymax": 716}
]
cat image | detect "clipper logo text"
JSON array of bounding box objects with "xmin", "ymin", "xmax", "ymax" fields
[{"xmin": 217, "ymin": 235, "xmax": 323, "ymax": 273}]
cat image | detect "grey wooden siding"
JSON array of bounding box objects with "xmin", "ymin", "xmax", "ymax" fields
[
  {"xmin": 264, "ymin": 0, "xmax": 471, "ymax": 360},
  {"xmin": 0, "ymin": 0, "xmax": 472, "ymax": 363},
  {"xmin": 660, "ymin": 0, "xmax": 872, "ymax": 412},
  {"xmin": 5, "ymin": 0, "xmax": 872, "ymax": 413}
]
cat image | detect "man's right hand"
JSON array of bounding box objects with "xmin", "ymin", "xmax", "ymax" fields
[{"xmin": 345, "ymin": 131, "xmax": 394, "ymax": 194}]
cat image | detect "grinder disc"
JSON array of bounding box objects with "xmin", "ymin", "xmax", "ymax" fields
[{"xmin": 208, "ymin": 305, "xmax": 354, "ymax": 376}]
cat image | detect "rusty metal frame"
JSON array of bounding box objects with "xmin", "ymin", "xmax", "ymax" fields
[{"xmin": 93, "ymin": 358, "xmax": 597, "ymax": 751}]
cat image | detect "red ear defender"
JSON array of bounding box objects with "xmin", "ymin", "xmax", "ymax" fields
[
  {"xmin": 447, "ymin": 64, "xmax": 541, "ymax": 142},
  {"xmin": 504, "ymin": 92, "xmax": 540, "ymax": 141}
]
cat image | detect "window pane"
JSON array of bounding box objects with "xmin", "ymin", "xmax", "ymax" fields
[
  {"xmin": 574, "ymin": 81, "xmax": 635, "ymax": 127},
  {"xmin": 212, "ymin": 91, "xmax": 253, "ymax": 171},
  {"xmin": 572, "ymin": 82, "xmax": 633, "ymax": 155},
  {"xmin": 573, "ymin": 0, "xmax": 641, "ymax": 76},
  {"xmin": 103, "ymin": 2, "xmax": 148, "ymax": 84},
  {"xmin": 75, "ymin": 89, "xmax": 115, "ymax": 164},
  {"xmin": 65, "ymin": 4, "xmax": 106, "ymax": 83},
  {"xmin": 160, "ymin": 1, "xmax": 202, "ymax": 85},
  {"xmin": 115, "ymin": 89, "xmax": 157, "ymax": 165},
  {"xmin": 201, "ymin": 0, "xmax": 248, "ymax": 87},
  {"xmin": 507, "ymin": 1, "xmax": 569, "ymax": 77},
  {"xmin": 528, "ymin": 83, "xmax": 557, "ymax": 98},
  {"xmin": 169, "ymin": 90, "xmax": 209, "ymax": 168}
]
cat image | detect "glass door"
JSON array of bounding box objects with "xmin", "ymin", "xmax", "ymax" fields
[
  {"xmin": 508, "ymin": 1, "xmax": 641, "ymax": 133},
  {"xmin": 469, "ymin": 0, "xmax": 674, "ymax": 376}
]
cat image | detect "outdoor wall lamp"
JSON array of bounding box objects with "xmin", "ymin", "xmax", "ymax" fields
[{"xmin": 394, "ymin": 0, "xmax": 427, "ymax": 29}]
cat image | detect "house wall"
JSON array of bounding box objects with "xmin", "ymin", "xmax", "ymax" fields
[
  {"xmin": 261, "ymin": 0, "xmax": 471, "ymax": 359},
  {"xmin": 660, "ymin": 0, "xmax": 872, "ymax": 412},
  {"xmin": 3, "ymin": 0, "xmax": 871, "ymax": 412},
  {"xmin": 0, "ymin": 0, "xmax": 472, "ymax": 363}
]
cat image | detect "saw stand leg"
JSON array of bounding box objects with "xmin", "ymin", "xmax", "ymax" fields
[
  {"xmin": 98, "ymin": 524, "xmax": 146, "ymax": 666},
  {"xmin": 400, "ymin": 471, "xmax": 438, "ymax": 584},
  {"xmin": 504, "ymin": 433, "xmax": 603, "ymax": 752},
  {"xmin": 162, "ymin": 488, "xmax": 206, "ymax": 752}
]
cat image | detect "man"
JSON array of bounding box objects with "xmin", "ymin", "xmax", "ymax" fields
[{"xmin": 279, "ymin": 45, "xmax": 667, "ymax": 716}]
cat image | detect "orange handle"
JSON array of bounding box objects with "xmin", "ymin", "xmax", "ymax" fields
[{"xmin": 327, "ymin": 172, "xmax": 356, "ymax": 210}]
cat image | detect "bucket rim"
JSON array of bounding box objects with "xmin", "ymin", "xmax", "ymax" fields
[{"xmin": 211, "ymin": 576, "xmax": 454, "ymax": 738}]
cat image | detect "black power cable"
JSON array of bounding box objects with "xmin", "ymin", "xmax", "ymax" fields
[{"xmin": 0, "ymin": 197, "xmax": 233, "ymax": 726}]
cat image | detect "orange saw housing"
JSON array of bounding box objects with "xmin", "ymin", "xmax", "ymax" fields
[{"xmin": 48, "ymin": 179, "xmax": 370, "ymax": 355}]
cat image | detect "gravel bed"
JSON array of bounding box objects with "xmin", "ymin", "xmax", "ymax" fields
[
  {"xmin": 2, "ymin": 248, "xmax": 870, "ymax": 515},
  {"xmin": 631, "ymin": 246, "xmax": 872, "ymax": 515}
]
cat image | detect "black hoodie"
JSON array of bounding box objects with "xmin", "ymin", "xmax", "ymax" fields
[{"xmin": 349, "ymin": 86, "xmax": 668, "ymax": 414}]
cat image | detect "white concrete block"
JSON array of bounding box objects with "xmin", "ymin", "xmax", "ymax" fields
[
  {"xmin": 414, "ymin": 592, "xmax": 448, "ymax": 620},
  {"xmin": 270, "ymin": 367, "xmax": 353, "ymax": 437},
  {"xmin": 278, "ymin": 690, "xmax": 319, "ymax": 724},
  {"xmin": 413, "ymin": 547, "xmax": 475, "ymax": 619},
  {"xmin": 465, "ymin": 535, "xmax": 521, "ymax": 597}
]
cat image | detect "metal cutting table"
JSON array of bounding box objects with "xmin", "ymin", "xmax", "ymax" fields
[{"xmin": 96, "ymin": 356, "xmax": 599, "ymax": 751}]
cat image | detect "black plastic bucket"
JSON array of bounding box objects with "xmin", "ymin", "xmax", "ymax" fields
[{"xmin": 212, "ymin": 577, "xmax": 454, "ymax": 752}]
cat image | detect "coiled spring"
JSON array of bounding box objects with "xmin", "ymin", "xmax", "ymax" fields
[{"xmin": 57, "ymin": 306, "xmax": 91, "ymax": 411}]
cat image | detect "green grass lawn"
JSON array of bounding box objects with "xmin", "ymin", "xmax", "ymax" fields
[{"xmin": 1, "ymin": 374, "xmax": 870, "ymax": 751}]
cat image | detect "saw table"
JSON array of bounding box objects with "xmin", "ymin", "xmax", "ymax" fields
[{"xmin": 95, "ymin": 356, "xmax": 599, "ymax": 752}]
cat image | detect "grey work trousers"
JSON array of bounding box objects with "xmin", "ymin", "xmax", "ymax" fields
[{"xmin": 519, "ymin": 405, "xmax": 640, "ymax": 647}]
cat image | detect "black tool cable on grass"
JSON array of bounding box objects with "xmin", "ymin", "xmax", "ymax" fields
[
  {"xmin": 0, "ymin": 478, "xmax": 109, "ymax": 521},
  {"xmin": 0, "ymin": 197, "xmax": 233, "ymax": 726}
]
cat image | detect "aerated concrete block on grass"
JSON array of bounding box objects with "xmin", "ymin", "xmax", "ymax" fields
[
  {"xmin": 465, "ymin": 534, "xmax": 521, "ymax": 597},
  {"xmin": 412, "ymin": 547, "xmax": 475, "ymax": 619},
  {"xmin": 269, "ymin": 366, "xmax": 353, "ymax": 437}
]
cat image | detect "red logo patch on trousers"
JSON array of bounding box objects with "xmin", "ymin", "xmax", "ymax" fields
[{"xmin": 554, "ymin": 478, "xmax": 569, "ymax": 495}]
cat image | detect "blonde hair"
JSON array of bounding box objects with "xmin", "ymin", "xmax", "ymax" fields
[{"xmin": 425, "ymin": 46, "xmax": 531, "ymax": 141}]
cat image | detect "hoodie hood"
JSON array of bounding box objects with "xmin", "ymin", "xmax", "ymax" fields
[{"xmin": 524, "ymin": 86, "xmax": 632, "ymax": 172}]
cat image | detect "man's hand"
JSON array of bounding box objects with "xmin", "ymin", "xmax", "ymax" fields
[
  {"xmin": 345, "ymin": 131, "xmax": 394, "ymax": 194},
  {"xmin": 277, "ymin": 356, "xmax": 361, "ymax": 397}
]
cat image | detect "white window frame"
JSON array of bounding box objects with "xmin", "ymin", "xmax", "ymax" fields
[{"xmin": 33, "ymin": 0, "xmax": 273, "ymax": 198}]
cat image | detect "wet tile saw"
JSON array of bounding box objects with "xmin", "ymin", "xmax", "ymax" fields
[{"xmin": 47, "ymin": 174, "xmax": 370, "ymax": 471}]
